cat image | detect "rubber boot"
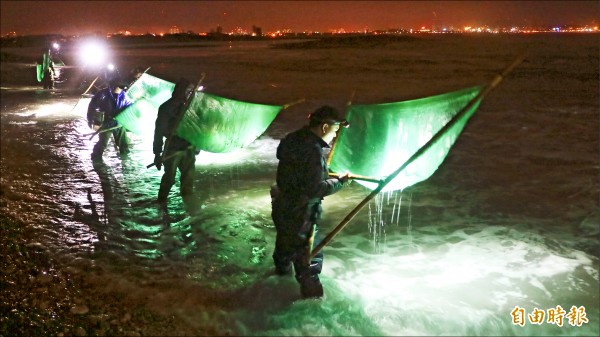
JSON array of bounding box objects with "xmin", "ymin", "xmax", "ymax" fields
[{"xmin": 297, "ymin": 271, "xmax": 323, "ymax": 299}]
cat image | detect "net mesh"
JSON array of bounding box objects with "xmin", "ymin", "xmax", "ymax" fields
[
  {"xmin": 125, "ymin": 73, "xmax": 175, "ymax": 107},
  {"xmin": 116, "ymin": 74, "xmax": 282, "ymax": 152},
  {"xmin": 177, "ymin": 92, "xmax": 282, "ymax": 153},
  {"xmin": 116, "ymin": 73, "xmax": 175, "ymax": 137},
  {"xmin": 329, "ymin": 86, "xmax": 483, "ymax": 192}
]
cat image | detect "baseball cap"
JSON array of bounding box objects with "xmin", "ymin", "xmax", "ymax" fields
[{"xmin": 308, "ymin": 105, "xmax": 349, "ymax": 128}]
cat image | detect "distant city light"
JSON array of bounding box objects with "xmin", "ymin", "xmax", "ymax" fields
[{"xmin": 3, "ymin": 19, "xmax": 598, "ymax": 39}]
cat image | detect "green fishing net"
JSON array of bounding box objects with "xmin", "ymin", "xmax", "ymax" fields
[
  {"xmin": 116, "ymin": 74, "xmax": 282, "ymax": 153},
  {"xmin": 176, "ymin": 92, "xmax": 282, "ymax": 153},
  {"xmin": 125, "ymin": 73, "xmax": 175, "ymax": 107},
  {"xmin": 328, "ymin": 86, "xmax": 484, "ymax": 192},
  {"xmin": 36, "ymin": 52, "xmax": 53, "ymax": 82},
  {"xmin": 116, "ymin": 73, "xmax": 175, "ymax": 136},
  {"xmin": 36, "ymin": 64, "xmax": 44, "ymax": 82}
]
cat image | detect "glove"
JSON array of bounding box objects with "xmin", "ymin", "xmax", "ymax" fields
[
  {"xmin": 337, "ymin": 172, "xmax": 352, "ymax": 187},
  {"xmin": 154, "ymin": 155, "xmax": 162, "ymax": 171}
]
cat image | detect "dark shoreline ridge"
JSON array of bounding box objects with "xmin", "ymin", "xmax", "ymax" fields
[
  {"xmin": 2, "ymin": 31, "xmax": 597, "ymax": 49},
  {"xmin": 271, "ymin": 34, "xmax": 422, "ymax": 49}
]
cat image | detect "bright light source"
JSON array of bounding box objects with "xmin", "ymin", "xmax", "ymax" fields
[
  {"xmin": 79, "ymin": 39, "xmax": 109, "ymax": 68},
  {"xmin": 52, "ymin": 42, "xmax": 60, "ymax": 50},
  {"xmin": 107, "ymin": 63, "xmax": 115, "ymax": 71}
]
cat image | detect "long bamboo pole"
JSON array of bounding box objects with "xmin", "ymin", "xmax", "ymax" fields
[
  {"xmin": 282, "ymin": 98, "xmax": 306, "ymax": 110},
  {"xmin": 70, "ymin": 76, "xmax": 100, "ymax": 113},
  {"xmin": 146, "ymin": 145, "xmax": 195, "ymax": 168},
  {"xmin": 310, "ymin": 53, "xmax": 527, "ymax": 259},
  {"xmin": 82, "ymin": 76, "xmax": 99, "ymax": 96},
  {"xmin": 126, "ymin": 67, "xmax": 151, "ymax": 89},
  {"xmin": 86, "ymin": 125, "xmax": 122, "ymax": 140},
  {"xmin": 329, "ymin": 173, "xmax": 382, "ymax": 184}
]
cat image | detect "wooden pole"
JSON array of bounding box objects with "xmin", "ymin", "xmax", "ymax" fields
[
  {"xmin": 281, "ymin": 98, "xmax": 306, "ymax": 110},
  {"xmin": 127, "ymin": 67, "xmax": 151, "ymax": 89},
  {"xmin": 87, "ymin": 125, "xmax": 122, "ymax": 140},
  {"xmin": 146, "ymin": 145, "xmax": 194, "ymax": 169},
  {"xmin": 82, "ymin": 76, "xmax": 99, "ymax": 96},
  {"xmin": 329, "ymin": 173, "xmax": 383, "ymax": 184},
  {"xmin": 310, "ymin": 53, "xmax": 527, "ymax": 259}
]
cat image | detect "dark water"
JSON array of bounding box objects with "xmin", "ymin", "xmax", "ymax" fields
[{"xmin": 1, "ymin": 35, "xmax": 598, "ymax": 335}]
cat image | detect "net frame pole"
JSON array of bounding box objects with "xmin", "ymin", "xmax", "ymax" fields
[
  {"xmin": 87, "ymin": 125, "xmax": 122, "ymax": 140},
  {"xmin": 329, "ymin": 173, "xmax": 383, "ymax": 184},
  {"xmin": 126, "ymin": 66, "xmax": 151, "ymax": 89},
  {"xmin": 310, "ymin": 53, "xmax": 527, "ymax": 259},
  {"xmin": 281, "ymin": 98, "xmax": 306, "ymax": 110},
  {"xmin": 82, "ymin": 76, "xmax": 99, "ymax": 96}
]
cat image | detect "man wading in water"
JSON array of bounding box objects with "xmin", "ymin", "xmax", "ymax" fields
[
  {"xmin": 271, "ymin": 106, "xmax": 351, "ymax": 299},
  {"xmin": 152, "ymin": 78, "xmax": 198, "ymax": 203}
]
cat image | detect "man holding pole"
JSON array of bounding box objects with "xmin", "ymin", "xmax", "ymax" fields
[
  {"xmin": 87, "ymin": 74, "xmax": 132, "ymax": 161},
  {"xmin": 271, "ymin": 105, "xmax": 351, "ymax": 299},
  {"xmin": 152, "ymin": 78, "xmax": 198, "ymax": 203}
]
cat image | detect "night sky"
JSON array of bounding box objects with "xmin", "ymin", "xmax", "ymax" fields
[{"xmin": 1, "ymin": 0, "xmax": 598, "ymax": 36}]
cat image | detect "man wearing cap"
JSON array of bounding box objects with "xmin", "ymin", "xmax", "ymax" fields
[
  {"xmin": 271, "ymin": 105, "xmax": 351, "ymax": 299},
  {"xmin": 87, "ymin": 76, "xmax": 132, "ymax": 161}
]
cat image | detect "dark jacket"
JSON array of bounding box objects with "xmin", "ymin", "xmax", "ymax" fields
[
  {"xmin": 87, "ymin": 87, "xmax": 132, "ymax": 126},
  {"xmin": 153, "ymin": 97, "xmax": 192, "ymax": 155},
  {"xmin": 275, "ymin": 126, "xmax": 345, "ymax": 222}
]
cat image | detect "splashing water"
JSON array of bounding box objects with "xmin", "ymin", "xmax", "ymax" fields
[{"xmin": 367, "ymin": 190, "xmax": 416, "ymax": 254}]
